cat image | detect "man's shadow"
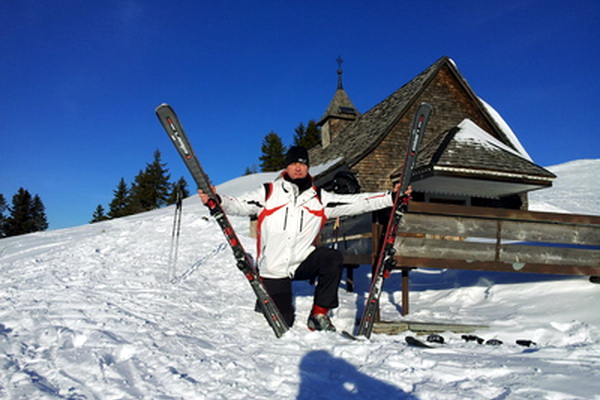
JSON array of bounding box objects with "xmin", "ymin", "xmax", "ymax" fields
[{"xmin": 297, "ymin": 350, "xmax": 417, "ymax": 400}]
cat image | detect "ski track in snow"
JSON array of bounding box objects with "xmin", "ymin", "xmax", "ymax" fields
[{"xmin": 1, "ymin": 160, "xmax": 599, "ymax": 399}]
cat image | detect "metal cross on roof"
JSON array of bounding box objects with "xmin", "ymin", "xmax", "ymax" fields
[{"xmin": 336, "ymin": 56, "xmax": 344, "ymax": 89}]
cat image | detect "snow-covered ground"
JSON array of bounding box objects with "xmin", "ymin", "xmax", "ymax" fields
[
  {"xmin": 1, "ymin": 159, "xmax": 598, "ymax": 399},
  {"xmin": 529, "ymin": 158, "xmax": 599, "ymax": 215}
]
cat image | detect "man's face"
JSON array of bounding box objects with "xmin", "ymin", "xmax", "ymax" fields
[{"xmin": 285, "ymin": 162, "xmax": 309, "ymax": 180}]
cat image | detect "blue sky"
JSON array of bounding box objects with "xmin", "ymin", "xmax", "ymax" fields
[{"xmin": 1, "ymin": 0, "xmax": 598, "ymax": 230}]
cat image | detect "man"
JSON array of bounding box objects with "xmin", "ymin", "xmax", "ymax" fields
[{"xmin": 199, "ymin": 146, "xmax": 406, "ymax": 332}]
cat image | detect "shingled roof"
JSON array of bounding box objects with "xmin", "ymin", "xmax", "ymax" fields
[
  {"xmin": 309, "ymin": 56, "xmax": 555, "ymax": 200},
  {"xmin": 318, "ymin": 88, "xmax": 359, "ymax": 124},
  {"xmin": 309, "ymin": 57, "xmax": 442, "ymax": 170},
  {"xmin": 409, "ymin": 119, "xmax": 556, "ymax": 198}
]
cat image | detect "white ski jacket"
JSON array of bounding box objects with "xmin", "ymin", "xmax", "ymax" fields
[{"xmin": 221, "ymin": 174, "xmax": 393, "ymax": 279}]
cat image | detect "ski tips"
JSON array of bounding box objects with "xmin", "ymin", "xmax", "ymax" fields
[
  {"xmin": 416, "ymin": 102, "xmax": 433, "ymax": 120},
  {"xmin": 155, "ymin": 103, "xmax": 171, "ymax": 113},
  {"xmin": 419, "ymin": 102, "xmax": 433, "ymax": 111}
]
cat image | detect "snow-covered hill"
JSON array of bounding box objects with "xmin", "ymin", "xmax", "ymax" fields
[
  {"xmin": 529, "ymin": 158, "xmax": 600, "ymax": 215},
  {"xmin": 1, "ymin": 159, "xmax": 599, "ymax": 399}
]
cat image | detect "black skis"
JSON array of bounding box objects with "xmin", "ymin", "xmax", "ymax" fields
[
  {"xmin": 357, "ymin": 102, "xmax": 433, "ymax": 339},
  {"xmin": 155, "ymin": 103, "xmax": 289, "ymax": 338},
  {"xmin": 405, "ymin": 334, "xmax": 537, "ymax": 349}
]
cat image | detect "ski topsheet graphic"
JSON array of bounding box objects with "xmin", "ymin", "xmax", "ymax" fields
[
  {"xmin": 156, "ymin": 103, "xmax": 289, "ymax": 338},
  {"xmin": 357, "ymin": 102, "xmax": 433, "ymax": 339}
]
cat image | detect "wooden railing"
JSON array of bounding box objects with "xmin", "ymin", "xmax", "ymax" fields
[
  {"xmin": 393, "ymin": 202, "xmax": 600, "ymax": 276},
  {"xmin": 324, "ymin": 202, "xmax": 600, "ymax": 316}
]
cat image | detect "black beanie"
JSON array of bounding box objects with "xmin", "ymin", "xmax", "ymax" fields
[{"xmin": 285, "ymin": 146, "xmax": 309, "ymax": 166}]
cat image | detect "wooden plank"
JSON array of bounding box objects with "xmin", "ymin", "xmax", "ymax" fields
[
  {"xmin": 373, "ymin": 320, "xmax": 489, "ymax": 335},
  {"xmin": 499, "ymin": 244, "xmax": 600, "ymax": 267},
  {"xmin": 408, "ymin": 201, "xmax": 600, "ymax": 225},
  {"xmin": 395, "ymin": 237, "xmax": 600, "ymax": 267},
  {"xmin": 500, "ymin": 220, "xmax": 600, "ymax": 245},
  {"xmin": 396, "ymin": 237, "xmax": 498, "ymax": 261},
  {"xmin": 320, "ymin": 233, "xmax": 372, "ymax": 244},
  {"xmin": 399, "ymin": 213, "xmax": 496, "ymax": 238},
  {"xmin": 400, "ymin": 213, "xmax": 600, "ymax": 246},
  {"xmin": 393, "ymin": 256, "xmax": 600, "ymax": 276}
]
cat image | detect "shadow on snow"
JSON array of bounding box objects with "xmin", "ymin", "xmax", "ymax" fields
[{"xmin": 297, "ymin": 350, "xmax": 417, "ymax": 400}]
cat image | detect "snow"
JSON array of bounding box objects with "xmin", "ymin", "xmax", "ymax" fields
[
  {"xmin": 1, "ymin": 159, "xmax": 599, "ymax": 399},
  {"xmin": 478, "ymin": 97, "xmax": 533, "ymax": 162},
  {"xmin": 454, "ymin": 119, "xmax": 531, "ymax": 161},
  {"xmin": 529, "ymin": 159, "xmax": 600, "ymax": 216}
]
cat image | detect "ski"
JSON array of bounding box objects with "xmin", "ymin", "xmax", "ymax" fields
[
  {"xmin": 356, "ymin": 102, "xmax": 433, "ymax": 339},
  {"xmin": 405, "ymin": 336, "xmax": 435, "ymax": 348},
  {"xmin": 405, "ymin": 334, "xmax": 536, "ymax": 349},
  {"xmin": 155, "ymin": 103, "xmax": 289, "ymax": 338},
  {"xmin": 340, "ymin": 330, "xmax": 362, "ymax": 341}
]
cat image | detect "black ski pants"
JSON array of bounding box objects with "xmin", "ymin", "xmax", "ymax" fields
[{"xmin": 261, "ymin": 247, "xmax": 344, "ymax": 327}]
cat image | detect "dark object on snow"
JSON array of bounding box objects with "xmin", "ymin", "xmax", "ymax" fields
[
  {"xmin": 516, "ymin": 339, "xmax": 537, "ymax": 347},
  {"xmin": 405, "ymin": 336, "xmax": 433, "ymax": 348},
  {"xmin": 590, "ymin": 276, "xmax": 600, "ymax": 284},
  {"xmin": 168, "ymin": 186, "xmax": 184, "ymax": 281},
  {"xmin": 462, "ymin": 334, "xmax": 484, "ymax": 344},
  {"xmin": 485, "ymin": 338, "xmax": 503, "ymax": 346},
  {"xmin": 426, "ymin": 333, "xmax": 445, "ymax": 344}
]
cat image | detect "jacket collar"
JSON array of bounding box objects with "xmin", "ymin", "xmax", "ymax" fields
[{"xmin": 276, "ymin": 173, "xmax": 316, "ymax": 204}]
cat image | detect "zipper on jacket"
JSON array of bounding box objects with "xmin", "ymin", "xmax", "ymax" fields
[
  {"xmin": 283, "ymin": 208, "xmax": 288, "ymax": 230},
  {"xmin": 299, "ymin": 210, "xmax": 304, "ymax": 232}
]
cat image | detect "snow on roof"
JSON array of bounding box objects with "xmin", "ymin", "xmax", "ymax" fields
[
  {"xmin": 310, "ymin": 156, "xmax": 344, "ymax": 176},
  {"xmin": 478, "ymin": 97, "xmax": 532, "ymax": 161},
  {"xmin": 455, "ymin": 118, "xmax": 532, "ymax": 161},
  {"xmin": 447, "ymin": 57, "xmax": 458, "ymax": 70}
]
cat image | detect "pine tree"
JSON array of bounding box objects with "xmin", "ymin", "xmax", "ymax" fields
[
  {"xmin": 4, "ymin": 188, "xmax": 33, "ymax": 236},
  {"xmin": 293, "ymin": 120, "xmax": 321, "ymax": 149},
  {"xmin": 244, "ymin": 165, "xmax": 259, "ymax": 175},
  {"xmin": 0, "ymin": 194, "xmax": 6, "ymax": 238},
  {"xmin": 167, "ymin": 177, "xmax": 189, "ymax": 205},
  {"xmin": 31, "ymin": 195, "xmax": 49, "ymax": 231},
  {"xmin": 128, "ymin": 169, "xmax": 149, "ymax": 214},
  {"xmin": 259, "ymin": 131, "xmax": 287, "ymax": 172},
  {"xmin": 91, "ymin": 205, "xmax": 109, "ymax": 223},
  {"xmin": 108, "ymin": 178, "xmax": 130, "ymax": 219},
  {"xmin": 129, "ymin": 149, "xmax": 171, "ymax": 213},
  {"xmin": 92, "ymin": 150, "xmax": 189, "ymax": 223},
  {"xmin": 3, "ymin": 188, "xmax": 48, "ymax": 237}
]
